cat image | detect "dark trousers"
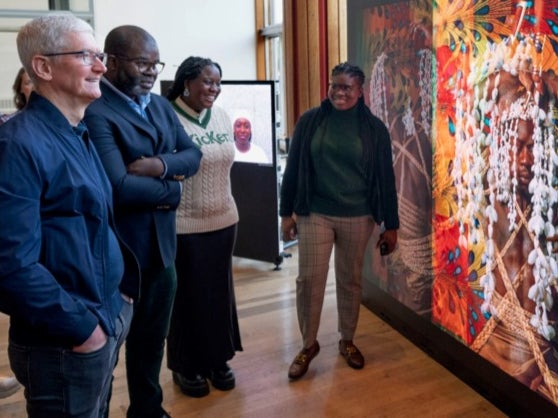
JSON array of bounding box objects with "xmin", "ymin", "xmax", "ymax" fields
[
  {"xmin": 9, "ymin": 297, "xmax": 133, "ymax": 418},
  {"xmin": 167, "ymin": 224, "xmax": 242, "ymax": 376},
  {"xmin": 126, "ymin": 265, "xmax": 177, "ymax": 418}
]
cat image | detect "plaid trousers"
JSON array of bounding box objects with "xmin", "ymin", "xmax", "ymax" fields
[{"xmin": 296, "ymin": 213, "xmax": 375, "ymax": 347}]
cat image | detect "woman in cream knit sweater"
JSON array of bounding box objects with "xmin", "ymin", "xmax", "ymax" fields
[{"xmin": 165, "ymin": 56, "xmax": 242, "ymax": 398}]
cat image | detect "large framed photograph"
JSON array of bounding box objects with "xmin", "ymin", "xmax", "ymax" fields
[
  {"xmin": 349, "ymin": 0, "xmax": 558, "ymax": 415},
  {"xmin": 218, "ymin": 80, "xmax": 276, "ymax": 166}
]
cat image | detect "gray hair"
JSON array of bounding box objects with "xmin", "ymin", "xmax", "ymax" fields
[{"xmin": 17, "ymin": 13, "xmax": 94, "ymax": 82}]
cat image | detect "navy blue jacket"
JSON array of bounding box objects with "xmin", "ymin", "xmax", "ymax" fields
[
  {"xmin": 84, "ymin": 81, "xmax": 202, "ymax": 299},
  {"xmin": 0, "ymin": 93, "xmax": 127, "ymax": 347}
]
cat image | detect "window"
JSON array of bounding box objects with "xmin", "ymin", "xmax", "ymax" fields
[
  {"xmin": 0, "ymin": 1, "xmax": 91, "ymax": 11},
  {"xmin": 259, "ymin": 0, "xmax": 287, "ymax": 149}
]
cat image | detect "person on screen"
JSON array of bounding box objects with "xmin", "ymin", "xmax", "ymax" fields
[
  {"xmin": 165, "ymin": 56, "xmax": 242, "ymax": 398},
  {"xmin": 233, "ymin": 110, "xmax": 269, "ymax": 163}
]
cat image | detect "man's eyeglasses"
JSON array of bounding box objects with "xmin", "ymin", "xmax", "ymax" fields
[
  {"xmin": 112, "ymin": 55, "xmax": 165, "ymax": 74},
  {"xmin": 43, "ymin": 50, "xmax": 107, "ymax": 66}
]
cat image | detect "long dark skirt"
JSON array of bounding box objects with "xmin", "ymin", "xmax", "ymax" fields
[{"xmin": 167, "ymin": 224, "xmax": 243, "ymax": 376}]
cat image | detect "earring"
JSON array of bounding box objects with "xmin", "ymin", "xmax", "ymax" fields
[{"xmin": 183, "ymin": 87, "xmax": 189, "ymax": 97}]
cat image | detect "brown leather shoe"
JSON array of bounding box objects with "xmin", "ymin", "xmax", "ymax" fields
[
  {"xmin": 339, "ymin": 340, "xmax": 364, "ymax": 369},
  {"xmin": 288, "ymin": 341, "xmax": 320, "ymax": 380}
]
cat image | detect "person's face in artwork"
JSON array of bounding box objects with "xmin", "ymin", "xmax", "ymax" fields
[
  {"xmin": 514, "ymin": 118, "xmax": 535, "ymax": 200},
  {"xmin": 234, "ymin": 117, "xmax": 252, "ymax": 152},
  {"xmin": 494, "ymin": 73, "xmax": 537, "ymax": 203},
  {"xmin": 328, "ymin": 72, "xmax": 363, "ymax": 111}
]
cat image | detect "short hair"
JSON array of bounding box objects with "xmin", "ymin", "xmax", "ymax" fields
[
  {"xmin": 331, "ymin": 62, "xmax": 365, "ymax": 87},
  {"xmin": 104, "ymin": 25, "xmax": 156, "ymax": 56},
  {"xmin": 166, "ymin": 56, "xmax": 222, "ymax": 101},
  {"xmin": 12, "ymin": 67, "xmax": 28, "ymax": 110},
  {"xmin": 16, "ymin": 13, "xmax": 94, "ymax": 83}
]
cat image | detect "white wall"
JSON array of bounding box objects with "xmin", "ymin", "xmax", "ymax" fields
[
  {"xmin": 93, "ymin": 0, "xmax": 257, "ymax": 91},
  {"xmin": 0, "ymin": 0, "xmax": 256, "ymax": 109}
]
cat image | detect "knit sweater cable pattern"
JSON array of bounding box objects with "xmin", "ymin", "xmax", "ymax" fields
[{"xmin": 173, "ymin": 99, "xmax": 239, "ymax": 234}]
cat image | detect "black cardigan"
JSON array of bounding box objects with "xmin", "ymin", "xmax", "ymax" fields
[{"xmin": 279, "ymin": 98, "xmax": 399, "ymax": 230}]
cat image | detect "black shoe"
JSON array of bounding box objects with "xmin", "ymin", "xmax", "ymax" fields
[
  {"xmin": 172, "ymin": 372, "xmax": 209, "ymax": 398},
  {"xmin": 208, "ymin": 364, "xmax": 235, "ymax": 391}
]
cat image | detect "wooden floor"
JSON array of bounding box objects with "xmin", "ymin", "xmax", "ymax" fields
[{"xmin": 0, "ymin": 247, "xmax": 506, "ymax": 417}]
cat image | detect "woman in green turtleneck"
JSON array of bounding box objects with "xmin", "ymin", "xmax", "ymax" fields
[{"xmin": 280, "ymin": 62, "xmax": 399, "ymax": 380}]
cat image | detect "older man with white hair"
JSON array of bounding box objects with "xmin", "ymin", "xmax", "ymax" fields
[{"xmin": 0, "ymin": 13, "xmax": 136, "ymax": 417}]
